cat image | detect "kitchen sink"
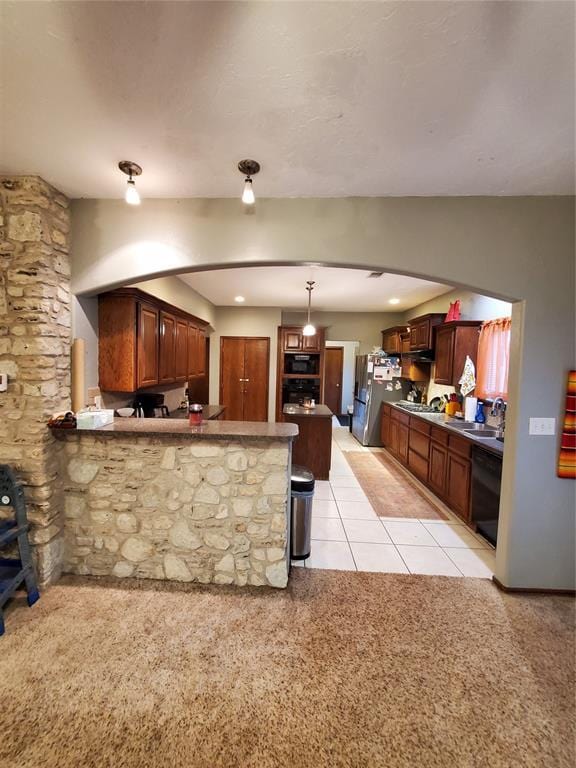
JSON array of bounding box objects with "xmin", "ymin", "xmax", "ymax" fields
[
  {"xmin": 462, "ymin": 428, "xmax": 499, "ymax": 438},
  {"xmin": 461, "ymin": 423, "xmax": 493, "ymax": 431}
]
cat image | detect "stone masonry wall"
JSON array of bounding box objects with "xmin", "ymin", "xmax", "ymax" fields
[
  {"xmin": 60, "ymin": 434, "xmax": 291, "ymax": 588},
  {"xmin": 0, "ymin": 176, "xmax": 71, "ymax": 584}
]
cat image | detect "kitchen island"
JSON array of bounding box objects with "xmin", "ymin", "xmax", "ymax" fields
[
  {"xmin": 53, "ymin": 418, "xmax": 297, "ymax": 588},
  {"xmin": 283, "ymin": 404, "xmax": 333, "ymax": 480}
]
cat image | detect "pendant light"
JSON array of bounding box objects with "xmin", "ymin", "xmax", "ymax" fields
[
  {"xmin": 238, "ymin": 159, "xmax": 260, "ymax": 205},
  {"xmin": 118, "ymin": 161, "xmax": 142, "ymax": 205},
  {"xmin": 302, "ymin": 280, "xmax": 316, "ymax": 337}
]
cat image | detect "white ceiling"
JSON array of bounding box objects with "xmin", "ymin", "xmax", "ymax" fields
[
  {"xmin": 1, "ymin": 1, "xmax": 573, "ymax": 198},
  {"xmin": 179, "ymin": 266, "xmax": 451, "ymax": 312}
]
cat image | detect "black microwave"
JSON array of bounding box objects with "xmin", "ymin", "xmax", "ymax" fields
[{"xmin": 284, "ymin": 354, "xmax": 319, "ymax": 375}]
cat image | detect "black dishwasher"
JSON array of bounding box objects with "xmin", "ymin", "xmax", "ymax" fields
[{"xmin": 471, "ymin": 446, "xmax": 502, "ymax": 547}]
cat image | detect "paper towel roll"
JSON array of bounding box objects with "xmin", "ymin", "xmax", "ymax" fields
[
  {"xmin": 71, "ymin": 338, "xmax": 86, "ymax": 413},
  {"xmin": 464, "ymin": 396, "xmax": 478, "ymax": 422}
]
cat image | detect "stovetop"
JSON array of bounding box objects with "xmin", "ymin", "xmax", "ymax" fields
[{"xmin": 396, "ymin": 401, "xmax": 438, "ymax": 413}]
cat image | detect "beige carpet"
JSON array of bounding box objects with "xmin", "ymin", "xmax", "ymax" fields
[
  {"xmin": 345, "ymin": 450, "xmax": 448, "ymax": 519},
  {"xmin": 1, "ymin": 571, "xmax": 574, "ymax": 768}
]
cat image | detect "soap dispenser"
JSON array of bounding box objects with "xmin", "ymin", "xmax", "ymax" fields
[{"xmin": 474, "ymin": 400, "xmax": 486, "ymax": 424}]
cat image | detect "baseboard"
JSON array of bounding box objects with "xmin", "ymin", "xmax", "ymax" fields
[{"xmin": 492, "ymin": 575, "xmax": 576, "ymax": 596}]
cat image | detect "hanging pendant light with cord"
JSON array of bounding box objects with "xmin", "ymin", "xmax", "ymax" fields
[
  {"xmin": 118, "ymin": 161, "xmax": 142, "ymax": 205},
  {"xmin": 302, "ymin": 280, "xmax": 316, "ymax": 336},
  {"xmin": 238, "ymin": 159, "xmax": 260, "ymax": 205}
]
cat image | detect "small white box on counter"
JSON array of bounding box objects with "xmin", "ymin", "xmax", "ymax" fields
[{"xmin": 76, "ymin": 409, "xmax": 115, "ymax": 430}]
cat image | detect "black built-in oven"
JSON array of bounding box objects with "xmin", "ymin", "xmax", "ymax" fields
[{"xmin": 284, "ymin": 354, "xmax": 319, "ymax": 375}]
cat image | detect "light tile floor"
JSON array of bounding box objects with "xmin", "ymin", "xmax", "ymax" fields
[{"xmin": 293, "ymin": 426, "xmax": 496, "ymax": 579}]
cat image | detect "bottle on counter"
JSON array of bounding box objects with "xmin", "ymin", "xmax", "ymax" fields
[
  {"xmin": 474, "ymin": 400, "xmax": 486, "ymax": 424},
  {"xmin": 189, "ymin": 403, "xmax": 203, "ymax": 426}
]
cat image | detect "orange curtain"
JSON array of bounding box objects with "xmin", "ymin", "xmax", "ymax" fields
[{"xmin": 476, "ymin": 317, "xmax": 511, "ymax": 400}]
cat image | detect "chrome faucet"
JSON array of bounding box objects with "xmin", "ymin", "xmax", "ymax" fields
[{"xmin": 491, "ymin": 397, "xmax": 507, "ymax": 440}]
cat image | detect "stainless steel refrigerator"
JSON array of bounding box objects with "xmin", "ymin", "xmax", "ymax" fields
[{"xmin": 352, "ymin": 355, "xmax": 405, "ymax": 446}]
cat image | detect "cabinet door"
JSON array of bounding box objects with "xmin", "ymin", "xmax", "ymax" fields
[
  {"xmin": 429, "ymin": 442, "xmax": 448, "ymax": 497},
  {"xmin": 389, "ymin": 419, "xmax": 399, "ymax": 456},
  {"xmin": 416, "ymin": 320, "xmax": 429, "ymax": 349},
  {"xmin": 220, "ymin": 337, "xmax": 246, "ymax": 420},
  {"xmin": 302, "ymin": 331, "xmax": 320, "ymax": 352},
  {"xmin": 381, "ymin": 409, "xmax": 390, "ymax": 446},
  {"xmin": 284, "ymin": 331, "xmax": 302, "ymax": 351},
  {"xmin": 446, "ymin": 452, "xmax": 471, "ymax": 520},
  {"xmin": 187, "ymin": 324, "xmax": 198, "ymax": 378},
  {"xmin": 434, "ymin": 327, "xmax": 455, "ymax": 385},
  {"xmin": 159, "ymin": 312, "xmax": 176, "ymax": 384},
  {"xmin": 196, "ymin": 331, "xmax": 206, "ymax": 377},
  {"xmin": 409, "ymin": 325, "xmax": 419, "ymax": 350},
  {"xmin": 398, "ymin": 423, "xmax": 409, "ymax": 464},
  {"xmin": 174, "ymin": 318, "xmax": 189, "ymax": 382},
  {"xmin": 137, "ymin": 303, "xmax": 159, "ymax": 388}
]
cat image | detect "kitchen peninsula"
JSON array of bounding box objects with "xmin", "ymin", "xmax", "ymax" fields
[
  {"xmin": 54, "ymin": 419, "xmax": 297, "ymax": 588},
  {"xmin": 283, "ymin": 403, "xmax": 333, "ymax": 480}
]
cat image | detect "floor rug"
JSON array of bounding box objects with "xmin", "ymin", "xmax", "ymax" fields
[
  {"xmin": 0, "ymin": 570, "xmax": 574, "ymax": 768},
  {"xmin": 345, "ymin": 449, "xmax": 448, "ymax": 519}
]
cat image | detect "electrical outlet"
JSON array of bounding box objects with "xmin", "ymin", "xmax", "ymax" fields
[
  {"xmin": 0, "ymin": 373, "xmax": 7, "ymax": 392},
  {"xmin": 529, "ymin": 417, "xmax": 556, "ymax": 436}
]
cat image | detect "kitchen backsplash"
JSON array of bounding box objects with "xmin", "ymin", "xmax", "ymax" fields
[{"xmin": 101, "ymin": 385, "xmax": 186, "ymax": 414}]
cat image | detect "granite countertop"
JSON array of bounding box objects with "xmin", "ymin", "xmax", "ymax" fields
[
  {"xmin": 283, "ymin": 404, "xmax": 333, "ymax": 418},
  {"xmin": 392, "ymin": 403, "xmax": 504, "ymax": 456},
  {"xmin": 168, "ymin": 404, "xmax": 225, "ymax": 420},
  {"xmin": 53, "ymin": 419, "xmax": 298, "ymax": 441}
]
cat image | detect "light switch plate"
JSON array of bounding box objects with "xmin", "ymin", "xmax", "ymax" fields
[
  {"xmin": 0, "ymin": 373, "xmax": 7, "ymax": 392},
  {"xmin": 529, "ymin": 417, "xmax": 556, "ymax": 436}
]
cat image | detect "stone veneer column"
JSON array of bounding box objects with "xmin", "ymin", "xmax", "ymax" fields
[{"xmin": 0, "ymin": 176, "xmax": 71, "ymax": 584}]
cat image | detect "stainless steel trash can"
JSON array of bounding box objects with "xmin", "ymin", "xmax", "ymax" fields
[{"xmin": 290, "ymin": 464, "xmax": 315, "ymax": 560}]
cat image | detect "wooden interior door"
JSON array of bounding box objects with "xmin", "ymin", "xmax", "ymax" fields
[
  {"xmin": 324, "ymin": 346, "xmax": 344, "ymax": 415},
  {"xmin": 220, "ymin": 337, "xmax": 246, "ymax": 420},
  {"xmin": 220, "ymin": 337, "xmax": 269, "ymax": 422},
  {"xmin": 242, "ymin": 338, "xmax": 269, "ymax": 421}
]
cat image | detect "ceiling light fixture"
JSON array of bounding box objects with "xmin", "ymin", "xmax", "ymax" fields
[
  {"xmin": 238, "ymin": 159, "xmax": 260, "ymax": 205},
  {"xmin": 118, "ymin": 160, "xmax": 142, "ymax": 205},
  {"xmin": 234, "ymin": 295, "xmax": 245, "ymax": 303},
  {"xmin": 302, "ymin": 281, "xmax": 316, "ymax": 337},
  {"xmin": 389, "ymin": 298, "xmax": 400, "ymax": 305}
]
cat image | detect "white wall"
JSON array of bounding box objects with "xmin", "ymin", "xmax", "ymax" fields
[
  {"xmin": 209, "ymin": 306, "xmax": 282, "ymax": 422},
  {"xmin": 70, "ymin": 196, "xmax": 575, "ymax": 591},
  {"xmin": 326, "ymin": 340, "xmax": 359, "ymax": 413},
  {"xmin": 404, "ymin": 288, "xmax": 511, "ymax": 322}
]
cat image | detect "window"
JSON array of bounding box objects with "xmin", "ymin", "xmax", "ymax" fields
[{"xmin": 476, "ymin": 317, "xmax": 511, "ymax": 400}]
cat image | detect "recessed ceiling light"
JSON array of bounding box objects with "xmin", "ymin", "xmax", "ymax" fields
[
  {"xmin": 235, "ymin": 295, "xmax": 245, "ymax": 303},
  {"xmin": 389, "ymin": 298, "xmax": 400, "ymax": 305}
]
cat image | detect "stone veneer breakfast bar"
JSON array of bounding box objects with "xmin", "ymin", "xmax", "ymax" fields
[{"xmin": 53, "ymin": 419, "xmax": 298, "ymax": 589}]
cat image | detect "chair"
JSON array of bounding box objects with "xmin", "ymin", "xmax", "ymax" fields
[{"xmin": 0, "ymin": 465, "xmax": 40, "ymax": 635}]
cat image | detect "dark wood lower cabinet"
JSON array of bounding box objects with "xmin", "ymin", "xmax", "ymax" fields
[
  {"xmin": 446, "ymin": 452, "xmax": 471, "ymax": 521},
  {"xmin": 428, "ymin": 441, "xmax": 448, "ymax": 496},
  {"xmin": 381, "ymin": 408, "xmax": 474, "ymax": 524}
]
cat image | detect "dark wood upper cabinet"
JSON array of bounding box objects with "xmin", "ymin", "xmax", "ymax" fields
[
  {"xmin": 196, "ymin": 331, "xmax": 206, "ymax": 377},
  {"xmin": 137, "ymin": 303, "xmax": 159, "ymax": 389},
  {"xmin": 98, "ymin": 288, "xmax": 209, "ymax": 393},
  {"xmin": 408, "ymin": 313, "xmax": 445, "ymax": 351},
  {"xmin": 158, "ymin": 312, "xmax": 176, "ymax": 384},
  {"xmin": 283, "ymin": 330, "xmax": 303, "ymax": 351},
  {"xmin": 381, "ymin": 325, "xmax": 408, "ymax": 355},
  {"xmin": 174, "ymin": 317, "xmax": 189, "ymax": 382},
  {"xmin": 434, "ymin": 321, "xmax": 481, "ymax": 386}
]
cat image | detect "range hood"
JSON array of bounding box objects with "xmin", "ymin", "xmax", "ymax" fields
[{"xmin": 402, "ymin": 349, "xmax": 435, "ymax": 363}]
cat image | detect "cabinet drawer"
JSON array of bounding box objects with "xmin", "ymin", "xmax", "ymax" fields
[
  {"xmin": 408, "ymin": 449, "xmax": 429, "ymax": 483},
  {"xmin": 409, "ymin": 428, "xmax": 430, "ymax": 459},
  {"xmin": 448, "ymin": 434, "xmax": 472, "ymax": 458},
  {"xmin": 430, "ymin": 426, "xmax": 449, "ymax": 445},
  {"xmin": 391, "ymin": 409, "xmax": 410, "ymax": 426},
  {"xmin": 410, "ymin": 417, "xmax": 431, "ymax": 436}
]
